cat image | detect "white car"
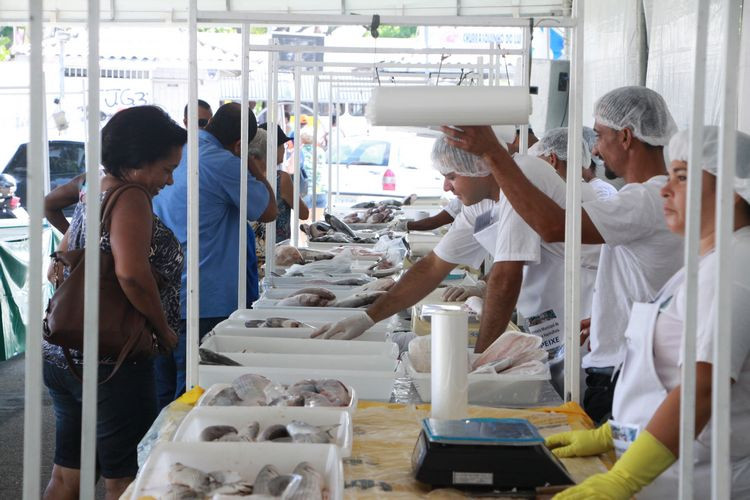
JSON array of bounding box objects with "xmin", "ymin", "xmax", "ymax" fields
[{"xmin": 320, "ymin": 133, "xmax": 445, "ymax": 206}]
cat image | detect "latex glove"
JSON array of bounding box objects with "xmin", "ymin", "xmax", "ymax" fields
[
  {"xmin": 310, "ymin": 311, "xmax": 375, "ymax": 340},
  {"xmin": 389, "ymin": 219, "xmax": 409, "ymax": 232},
  {"xmin": 545, "ymin": 422, "xmax": 614, "ymax": 458},
  {"xmin": 464, "ymin": 296, "xmax": 484, "ymax": 317},
  {"xmin": 442, "ymin": 281, "xmax": 486, "ymax": 302},
  {"xmin": 553, "ymin": 430, "xmax": 676, "ymax": 500}
]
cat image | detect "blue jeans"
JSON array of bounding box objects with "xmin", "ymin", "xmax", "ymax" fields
[{"xmin": 153, "ymin": 316, "xmax": 226, "ymax": 410}]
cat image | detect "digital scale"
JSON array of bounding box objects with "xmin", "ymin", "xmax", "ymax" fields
[{"xmin": 412, "ymin": 418, "xmax": 574, "ymax": 492}]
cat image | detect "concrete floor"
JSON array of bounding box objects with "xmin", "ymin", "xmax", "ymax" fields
[{"xmin": 0, "ymin": 354, "xmax": 105, "ymax": 499}]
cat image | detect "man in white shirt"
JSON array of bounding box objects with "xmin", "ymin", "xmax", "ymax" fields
[
  {"xmin": 442, "ymin": 86, "xmax": 684, "ymax": 423},
  {"xmin": 390, "ymin": 197, "xmax": 463, "ymax": 232},
  {"xmin": 582, "ymin": 126, "xmax": 618, "ymax": 200},
  {"xmin": 313, "ymin": 138, "xmax": 597, "ymax": 376}
]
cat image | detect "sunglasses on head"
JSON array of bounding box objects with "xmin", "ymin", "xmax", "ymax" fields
[{"xmin": 198, "ymin": 118, "xmax": 209, "ymax": 127}]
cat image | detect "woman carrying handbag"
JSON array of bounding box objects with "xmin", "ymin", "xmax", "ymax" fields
[{"xmin": 42, "ymin": 106, "xmax": 186, "ymax": 500}]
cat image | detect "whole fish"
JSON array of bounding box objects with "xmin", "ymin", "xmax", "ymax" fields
[
  {"xmin": 287, "ymin": 420, "xmax": 339, "ymax": 444},
  {"xmin": 288, "ymin": 462, "xmax": 325, "ymax": 500},
  {"xmin": 351, "ymin": 201, "xmax": 376, "ymax": 209},
  {"xmin": 168, "ymin": 463, "xmax": 212, "ymax": 492},
  {"xmin": 330, "ymin": 291, "xmax": 386, "ymax": 308},
  {"xmin": 298, "ymin": 248, "xmax": 335, "ymax": 261},
  {"xmin": 275, "ymin": 245, "xmax": 305, "ymax": 266},
  {"xmin": 315, "ymin": 379, "xmax": 351, "ymax": 406},
  {"xmin": 200, "ymin": 425, "xmax": 239, "ymax": 442},
  {"xmin": 245, "ymin": 317, "xmax": 312, "ymax": 328},
  {"xmin": 237, "ymin": 421, "xmax": 260, "ymax": 441},
  {"xmin": 206, "ymin": 386, "xmax": 241, "ymax": 406},
  {"xmin": 257, "ymin": 423, "xmax": 291, "ymax": 442},
  {"xmin": 277, "ymin": 293, "xmax": 332, "ymax": 307},
  {"xmin": 268, "ymin": 474, "xmax": 302, "ymax": 496},
  {"xmin": 302, "ymin": 391, "xmax": 334, "ymax": 408},
  {"xmin": 253, "ymin": 464, "xmax": 281, "ymax": 495},
  {"xmin": 232, "ymin": 373, "xmax": 272, "ymax": 404},
  {"xmin": 357, "ymin": 277, "xmax": 396, "ymax": 293},
  {"xmin": 199, "ymin": 348, "xmax": 241, "ymax": 366},
  {"xmin": 283, "ymin": 288, "xmax": 336, "ymax": 301},
  {"xmin": 324, "ymin": 213, "xmax": 358, "ymax": 238}
]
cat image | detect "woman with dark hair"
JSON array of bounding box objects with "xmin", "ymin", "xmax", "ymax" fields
[{"xmin": 42, "ymin": 105, "xmax": 186, "ymax": 500}]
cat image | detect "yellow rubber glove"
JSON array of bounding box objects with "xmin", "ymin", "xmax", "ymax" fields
[
  {"xmin": 553, "ymin": 430, "xmax": 677, "ymax": 500},
  {"xmin": 545, "ymin": 422, "xmax": 614, "ymax": 458}
]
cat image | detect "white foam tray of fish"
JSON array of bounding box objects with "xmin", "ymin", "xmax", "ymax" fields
[
  {"xmin": 133, "ymin": 441, "xmax": 343, "ymax": 499},
  {"xmin": 173, "ymin": 406, "xmax": 353, "ymax": 457},
  {"xmin": 201, "ymin": 335, "xmax": 398, "ymax": 358},
  {"xmin": 200, "ymin": 365, "xmax": 398, "ymax": 402},
  {"xmin": 229, "ymin": 308, "xmax": 400, "ymax": 333},
  {"xmin": 263, "ymin": 273, "xmax": 374, "ymax": 285},
  {"xmin": 211, "ymin": 321, "xmax": 389, "ymax": 342},
  {"xmin": 306, "ymin": 240, "xmax": 378, "ymax": 250},
  {"xmin": 197, "ymin": 382, "xmax": 359, "ymax": 414},
  {"xmin": 402, "ymin": 354, "xmax": 551, "ymax": 406},
  {"xmin": 207, "ymin": 351, "xmax": 399, "ymax": 372}
]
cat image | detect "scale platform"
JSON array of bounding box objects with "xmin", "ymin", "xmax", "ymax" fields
[{"xmin": 412, "ymin": 418, "xmax": 574, "ymax": 491}]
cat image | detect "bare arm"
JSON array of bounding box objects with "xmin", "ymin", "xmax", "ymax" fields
[
  {"xmin": 645, "ymin": 362, "xmax": 715, "ymax": 456},
  {"xmin": 474, "ymin": 260, "xmax": 524, "ymax": 352},
  {"xmin": 248, "ymin": 158, "xmax": 278, "ymax": 223},
  {"xmin": 279, "ymin": 171, "xmax": 309, "ymax": 220},
  {"xmin": 441, "ymin": 126, "xmax": 605, "ymax": 244},
  {"xmin": 44, "ymin": 173, "xmax": 85, "ymax": 233},
  {"xmin": 366, "ymin": 252, "xmax": 456, "ymax": 323},
  {"xmin": 407, "ymin": 210, "xmax": 455, "ymax": 231},
  {"xmin": 108, "ymin": 187, "xmax": 176, "ymax": 349}
]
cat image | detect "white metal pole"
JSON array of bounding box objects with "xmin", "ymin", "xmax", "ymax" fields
[
  {"xmin": 679, "ymin": 1, "xmax": 710, "ymax": 497},
  {"xmin": 22, "ymin": 2, "xmax": 44, "ymax": 498},
  {"xmin": 186, "ymin": 0, "xmax": 200, "ymax": 390},
  {"xmin": 477, "ymin": 56, "xmax": 484, "ymax": 86},
  {"xmin": 519, "ymin": 25, "xmax": 532, "ymax": 153},
  {"xmin": 237, "ymin": 24, "xmax": 249, "ymax": 309},
  {"xmin": 79, "ymin": 0, "xmax": 101, "ymax": 496},
  {"xmin": 327, "ymin": 81, "xmax": 333, "ymax": 213},
  {"xmin": 712, "ymin": 1, "xmax": 741, "ymax": 497},
  {"xmin": 292, "ymin": 53, "xmax": 301, "ymax": 247},
  {"xmin": 312, "ymin": 74, "xmax": 319, "ymax": 222},
  {"xmin": 336, "ymin": 91, "xmax": 341, "ymax": 204},
  {"xmin": 265, "ymin": 51, "xmax": 278, "ymax": 277},
  {"xmin": 563, "ymin": 0, "xmax": 583, "ymax": 404}
]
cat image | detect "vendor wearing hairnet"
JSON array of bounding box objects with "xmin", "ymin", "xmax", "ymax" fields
[
  {"xmin": 545, "ymin": 126, "xmax": 750, "ymax": 499},
  {"xmin": 313, "ymin": 137, "xmax": 598, "ymax": 380},
  {"xmin": 443, "ymin": 86, "xmax": 685, "ymax": 423}
]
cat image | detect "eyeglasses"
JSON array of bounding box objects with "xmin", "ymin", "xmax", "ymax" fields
[{"xmin": 198, "ymin": 118, "xmax": 209, "ymax": 127}]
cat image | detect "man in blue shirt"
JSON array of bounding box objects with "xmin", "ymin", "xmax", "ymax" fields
[{"xmin": 152, "ymin": 102, "xmax": 277, "ymax": 408}]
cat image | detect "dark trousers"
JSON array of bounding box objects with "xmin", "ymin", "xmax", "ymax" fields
[
  {"xmin": 153, "ymin": 316, "xmax": 227, "ymax": 410},
  {"xmin": 583, "ymin": 368, "xmax": 620, "ymax": 425}
]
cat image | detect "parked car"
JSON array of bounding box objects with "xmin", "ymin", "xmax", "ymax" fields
[
  {"xmin": 2, "ymin": 140, "xmax": 85, "ymax": 216},
  {"xmin": 320, "ymin": 132, "xmax": 444, "ymax": 206}
]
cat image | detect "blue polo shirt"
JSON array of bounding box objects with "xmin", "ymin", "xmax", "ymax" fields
[{"xmin": 153, "ymin": 129, "xmax": 269, "ymax": 319}]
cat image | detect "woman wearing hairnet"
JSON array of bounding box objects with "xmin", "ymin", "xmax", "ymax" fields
[{"xmin": 547, "ymin": 126, "xmax": 750, "ymax": 499}]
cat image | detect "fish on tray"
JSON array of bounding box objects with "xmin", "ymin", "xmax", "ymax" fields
[
  {"xmin": 200, "ymin": 420, "xmax": 337, "ymax": 445},
  {"xmin": 330, "ymin": 291, "xmax": 386, "ymax": 308},
  {"xmin": 198, "ymin": 348, "xmax": 242, "ymax": 367},
  {"xmin": 276, "ymin": 293, "xmax": 333, "ymax": 307},
  {"xmin": 244, "ymin": 317, "xmax": 313, "ymax": 328},
  {"xmin": 204, "ymin": 374, "xmax": 351, "ymax": 408}
]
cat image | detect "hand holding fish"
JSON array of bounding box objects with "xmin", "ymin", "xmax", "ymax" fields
[{"xmin": 310, "ymin": 311, "xmax": 375, "ymax": 340}]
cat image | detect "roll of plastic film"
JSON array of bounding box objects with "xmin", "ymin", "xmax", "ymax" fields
[
  {"xmin": 430, "ymin": 310, "xmax": 469, "ymax": 420},
  {"xmin": 366, "ymin": 86, "xmax": 530, "ymax": 126}
]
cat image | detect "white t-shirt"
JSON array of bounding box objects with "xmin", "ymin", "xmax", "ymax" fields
[
  {"xmin": 443, "ymin": 197, "xmax": 463, "ymax": 218},
  {"xmin": 589, "ymin": 178, "xmax": 618, "ymax": 200},
  {"xmin": 435, "ymin": 155, "xmax": 600, "ymax": 352},
  {"xmin": 652, "ymin": 226, "xmax": 750, "ymax": 460},
  {"xmin": 582, "ymin": 176, "xmax": 684, "ymax": 369}
]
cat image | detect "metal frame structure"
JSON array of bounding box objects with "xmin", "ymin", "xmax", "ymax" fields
[{"xmin": 19, "ymin": 1, "xmax": 742, "ymax": 499}]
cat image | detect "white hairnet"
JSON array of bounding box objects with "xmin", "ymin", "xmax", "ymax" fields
[
  {"xmin": 582, "ymin": 126, "xmax": 603, "ymax": 166},
  {"xmin": 594, "ymin": 86, "xmax": 678, "ymax": 147},
  {"xmin": 668, "ymin": 126, "xmax": 750, "ymax": 203},
  {"xmin": 530, "ymin": 127, "xmax": 592, "ymax": 169},
  {"xmin": 432, "ymin": 135, "xmax": 491, "ymax": 177},
  {"xmin": 248, "ymin": 128, "xmax": 267, "ymax": 159}
]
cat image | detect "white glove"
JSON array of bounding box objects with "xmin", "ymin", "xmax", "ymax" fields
[
  {"xmin": 389, "ymin": 219, "xmax": 409, "ymax": 232},
  {"xmin": 310, "ymin": 311, "xmax": 375, "ymax": 340},
  {"xmin": 464, "ymin": 296, "xmax": 484, "ymax": 317},
  {"xmin": 442, "ymin": 281, "xmax": 486, "ymax": 302}
]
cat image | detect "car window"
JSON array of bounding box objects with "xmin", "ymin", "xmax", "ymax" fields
[
  {"xmin": 49, "ymin": 142, "xmax": 85, "ymax": 179},
  {"xmin": 344, "ymin": 141, "xmax": 390, "ymax": 166}
]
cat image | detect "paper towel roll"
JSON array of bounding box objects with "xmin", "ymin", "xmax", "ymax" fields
[
  {"xmin": 430, "ymin": 310, "xmax": 469, "ymax": 420},
  {"xmin": 366, "ymin": 86, "xmax": 530, "ymax": 127}
]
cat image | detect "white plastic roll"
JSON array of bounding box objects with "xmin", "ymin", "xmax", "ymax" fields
[
  {"xmin": 430, "ymin": 310, "xmax": 469, "ymax": 420},
  {"xmin": 366, "ymin": 86, "xmax": 530, "ymax": 126}
]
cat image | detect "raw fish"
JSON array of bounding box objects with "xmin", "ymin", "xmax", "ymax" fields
[
  {"xmin": 238, "ymin": 421, "xmax": 260, "ymax": 441},
  {"xmin": 407, "ymin": 336, "xmax": 431, "ymax": 373},
  {"xmin": 283, "ymin": 288, "xmax": 336, "ymax": 301},
  {"xmin": 207, "ymin": 387, "xmax": 242, "ymax": 406},
  {"xmin": 200, "ymin": 425, "xmax": 238, "ymax": 442},
  {"xmin": 232, "ymin": 374, "xmax": 272, "ymax": 403},
  {"xmin": 330, "ymin": 291, "xmax": 386, "ymax": 308},
  {"xmin": 276, "ymin": 293, "xmax": 332, "ymax": 307},
  {"xmin": 162, "ymin": 484, "xmax": 202, "ymax": 499},
  {"xmin": 315, "ymin": 379, "xmax": 351, "ymax": 406},
  {"xmin": 253, "ymin": 464, "xmax": 281, "ymax": 495},
  {"xmin": 324, "ymin": 213, "xmax": 357, "ymax": 238},
  {"xmin": 267, "ymin": 474, "xmax": 302, "ymax": 496},
  {"xmin": 471, "ymin": 331, "xmax": 543, "ymax": 370},
  {"xmin": 357, "ymin": 277, "xmax": 396, "ymax": 293},
  {"xmin": 257, "ymin": 424, "xmax": 291, "ymax": 442},
  {"xmin": 275, "ymin": 245, "xmax": 305, "ymax": 266},
  {"xmin": 288, "ymin": 462, "xmax": 324, "ymax": 500},
  {"xmin": 502, "ymin": 359, "xmax": 548, "ymax": 376},
  {"xmin": 302, "ymin": 392, "xmax": 334, "ymax": 407},
  {"xmin": 287, "ymin": 420, "xmax": 339, "ymax": 444},
  {"xmin": 199, "ymin": 348, "xmax": 241, "ymax": 366},
  {"xmin": 244, "ymin": 317, "xmax": 312, "ymax": 328},
  {"xmin": 168, "ymin": 463, "xmax": 212, "ymax": 492}
]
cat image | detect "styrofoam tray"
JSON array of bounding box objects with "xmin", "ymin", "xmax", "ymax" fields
[
  {"xmin": 259, "ymin": 288, "xmax": 362, "ymax": 301},
  {"xmin": 201, "ymin": 335, "xmax": 398, "ymax": 358},
  {"xmin": 207, "ymin": 351, "xmax": 399, "ymax": 371},
  {"xmin": 133, "ymin": 441, "xmax": 343, "ymax": 500},
  {"xmin": 200, "ymin": 365, "xmax": 397, "ymax": 401},
  {"xmin": 306, "ymin": 241, "xmax": 377, "ymax": 250},
  {"xmin": 264, "ymin": 273, "xmax": 374, "ymax": 286},
  {"xmin": 252, "ymin": 299, "xmax": 367, "ymax": 311},
  {"xmin": 210, "ymin": 322, "xmax": 389, "ymax": 342},
  {"xmin": 229, "ymin": 308, "xmax": 402, "ymax": 333},
  {"xmin": 197, "ymin": 382, "xmax": 359, "ymax": 414},
  {"xmin": 402, "ymin": 354, "xmax": 550, "ymax": 405},
  {"xmin": 173, "ymin": 406, "xmax": 353, "ymax": 457}
]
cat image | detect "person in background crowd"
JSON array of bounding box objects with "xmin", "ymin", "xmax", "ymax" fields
[
  {"xmin": 152, "ymin": 102, "xmax": 277, "ymax": 410},
  {"xmin": 43, "ymin": 105, "xmax": 185, "ymax": 500},
  {"xmin": 547, "ymin": 126, "xmax": 750, "ymax": 499},
  {"xmin": 507, "ymin": 127, "xmax": 539, "ymax": 155},
  {"xmin": 183, "ymin": 99, "xmax": 213, "ymax": 129},
  {"xmin": 442, "ymin": 86, "xmax": 684, "ymax": 424},
  {"xmin": 582, "ymin": 126, "xmax": 619, "ymax": 199}
]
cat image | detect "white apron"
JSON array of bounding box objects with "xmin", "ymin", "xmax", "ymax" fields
[{"xmin": 611, "ymin": 278, "xmax": 750, "ymax": 498}]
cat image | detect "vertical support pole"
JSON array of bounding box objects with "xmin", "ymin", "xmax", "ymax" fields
[
  {"xmin": 679, "ymin": 1, "xmax": 710, "ymax": 497},
  {"xmin": 237, "ymin": 23, "xmax": 249, "ymax": 309},
  {"xmin": 186, "ymin": 0, "xmax": 200, "ymax": 390},
  {"xmin": 335, "ymin": 91, "xmax": 341, "ymax": 203},
  {"xmin": 327, "ymin": 80, "xmax": 334, "ymax": 213},
  {"xmin": 476, "ymin": 56, "xmax": 484, "ymax": 86},
  {"xmin": 22, "ymin": 2, "xmax": 43, "ymax": 498},
  {"xmin": 292, "ymin": 53, "xmax": 301, "ymax": 246},
  {"xmin": 80, "ymin": 0, "xmax": 102, "ymax": 496},
  {"xmin": 312, "ymin": 74, "xmax": 319, "ymax": 222},
  {"xmin": 712, "ymin": 1, "xmax": 741, "ymax": 497},
  {"xmin": 519, "ymin": 25, "xmax": 532, "ymax": 154},
  {"xmin": 265, "ymin": 50, "xmax": 278, "ymax": 278},
  {"xmin": 563, "ymin": 0, "xmax": 583, "ymax": 404}
]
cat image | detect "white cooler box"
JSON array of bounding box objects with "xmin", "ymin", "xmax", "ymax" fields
[
  {"xmin": 201, "ymin": 335, "xmax": 398, "ymax": 359},
  {"xmin": 228, "ymin": 308, "xmax": 404, "ymax": 333},
  {"xmin": 210, "ymin": 322, "xmax": 389, "ymax": 342},
  {"xmin": 173, "ymin": 406, "xmax": 353, "ymax": 457},
  {"xmin": 205, "ymin": 352, "xmax": 398, "ymax": 372},
  {"xmin": 133, "ymin": 441, "xmax": 343, "ymax": 499}
]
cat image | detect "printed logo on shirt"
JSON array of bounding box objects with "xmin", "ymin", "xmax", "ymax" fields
[{"xmin": 526, "ymin": 309, "xmax": 563, "ymax": 356}]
